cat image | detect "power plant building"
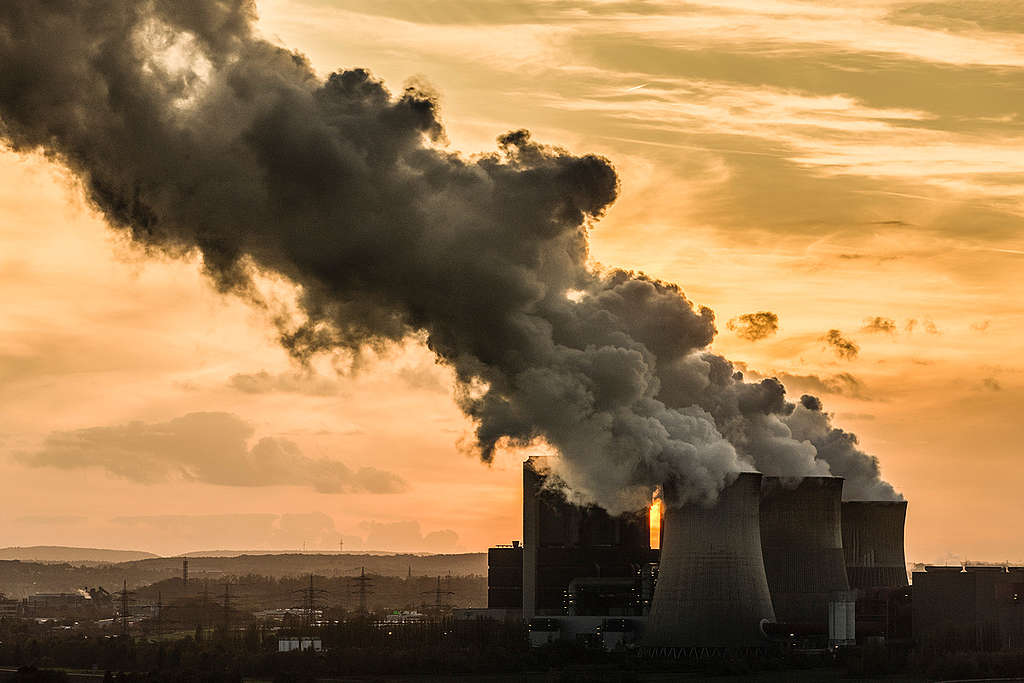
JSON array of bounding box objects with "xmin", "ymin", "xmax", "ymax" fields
[
  {"xmin": 486, "ymin": 543, "xmax": 523, "ymax": 611},
  {"xmin": 522, "ymin": 457, "xmax": 654, "ymax": 620},
  {"xmin": 913, "ymin": 565, "xmax": 1024, "ymax": 651},
  {"xmin": 842, "ymin": 501, "xmax": 909, "ymax": 590},
  {"xmin": 489, "ymin": 457, "xmax": 916, "ymax": 653},
  {"xmin": 759, "ymin": 476, "xmax": 851, "ymax": 633},
  {"xmin": 645, "ymin": 472, "xmax": 775, "ymax": 650}
]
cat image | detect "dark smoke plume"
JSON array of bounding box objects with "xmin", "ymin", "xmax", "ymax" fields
[{"xmin": 0, "ymin": 0, "xmax": 900, "ymax": 507}]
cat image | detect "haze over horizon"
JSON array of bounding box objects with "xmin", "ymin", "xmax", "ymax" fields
[{"xmin": 2, "ymin": 0, "xmax": 1022, "ymax": 562}]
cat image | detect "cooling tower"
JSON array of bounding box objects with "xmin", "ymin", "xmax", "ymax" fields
[
  {"xmin": 841, "ymin": 501, "xmax": 909, "ymax": 589},
  {"xmin": 645, "ymin": 472, "xmax": 775, "ymax": 649},
  {"xmin": 759, "ymin": 476, "xmax": 850, "ymax": 628}
]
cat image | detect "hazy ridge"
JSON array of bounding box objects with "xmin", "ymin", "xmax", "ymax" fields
[
  {"xmin": 0, "ymin": 551, "xmax": 487, "ymax": 599},
  {"xmin": 0, "ymin": 546, "xmax": 159, "ymax": 564}
]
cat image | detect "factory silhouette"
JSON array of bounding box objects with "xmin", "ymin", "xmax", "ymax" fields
[{"xmin": 480, "ymin": 456, "xmax": 1024, "ymax": 657}]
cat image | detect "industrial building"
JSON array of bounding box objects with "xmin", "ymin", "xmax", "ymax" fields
[
  {"xmin": 0, "ymin": 596, "xmax": 19, "ymax": 618},
  {"xmin": 485, "ymin": 459, "xmax": 922, "ymax": 654},
  {"xmin": 759, "ymin": 476, "xmax": 853, "ymax": 642},
  {"xmin": 842, "ymin": 501, "xmax": 909, "ymax": 590},
  {"xmin": 521, "ymin": 456, "xmax": 656, "ymax": 621},
  {"xmin": 646, "ymin": 472, "xmax": 775, "ymax": 652},
  {"xmin": 913, "ymin": 565, "xmax": 1024, "ymax": 651},
  {"xmin": 485, "ymin": 457, "xmax": 657, "ymax": 647},
  {"xmin": 486, "ymin": 543, "xmax": 522, "ymax": 611}
]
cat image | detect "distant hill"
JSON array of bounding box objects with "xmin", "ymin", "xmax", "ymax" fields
[
  {"xmin": 0, "ymin": 546, "xmax": 159, "ymax": 564},
  {"xmin": 125, "ymin": 552, "xmax": 488, "ymax": 579},
  {"xmin": 0, "ymin": 552, "xmax": 487, "ymax": 599},
  {"xmin": 181, "ymin": 549, "xmax": 408, "ymax": 558}
]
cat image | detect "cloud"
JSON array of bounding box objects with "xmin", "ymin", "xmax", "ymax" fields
[
  {"xmin": 970, "ymin": 320, "xmax": 991, "ymax": 332},
  {"xmin": 887, "ymin": 2, "xmax": 1024, "ymax": 35},
  {"xmin": 737, "ymin": 364, "xmax": 869, "ymax": 400},
  {"xmin": 822, "ymin": 329, "xmax": 860, "ymax": 360},
  {"xmin": 726, "ymin": 311, "xmax": 779, "ymax": 341},
  {"xmin": 14, "ymin": 514, "xmax": 88, "ymax": 526},
  {"xmin": 359, "ymin": 520, "xmax": 460, "ymax": 553},
  {"xmin": 227, "ymin": 370, "xmax": 340, "ymax": 396},
  {"xmin": 981, "ymin": 377, "xmax": 1002, "ymax": 392},
  {"xmin": 0, "ymin": 0, "xmax": 902, "ymax": 509},
  {"xmin": 18, "ymin": 412, "xmax": 407, "ymax": 494},
  {"xmin": 839, "ymin": 412, "xmax": 876, "ymax": 421},
  {"xmin": 862, "ymin": 316, "xmax": 897, "ymax": 334},
  {"xmin": 906, "ymin": 318, "xmax": 941, "ymax": 334},
  {"xmin": 776, "ymin": 371, "xmax": 868, "ymax": 400},
  {"xmin": 110, "ymin": 511, "xmax": 355, "ymax": 551},
  {"xmin": 396, "ymin": 361, "xmax": 449, "ymax": 393}
]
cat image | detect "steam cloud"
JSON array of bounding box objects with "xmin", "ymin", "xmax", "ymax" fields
[{"xmin": 0, "ymin": 0, "xmax": 900, "ymax": 508}]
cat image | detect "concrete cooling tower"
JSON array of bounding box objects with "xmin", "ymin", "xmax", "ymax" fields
[
  {"xmin": 759, "ymin": 476, "xmax": 850, "ymax": 628},
  {"xmin": 645, "ymin": 472, "xmax": 775, "ymax": 649},
  {"xmin": 841, "ymin": 501, "xmax": 909, "ymax": 589}
]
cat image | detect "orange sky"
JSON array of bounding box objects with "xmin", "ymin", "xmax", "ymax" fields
[{"xmin": 1, "ymin": 0, "xmax": 1022, "ymax": 562}]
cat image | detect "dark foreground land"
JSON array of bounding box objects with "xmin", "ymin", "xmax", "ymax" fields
[
  {"xmin": 2, "ymin": 617, "xmax": 1024, "ymax": 683},
  {"xmin": 0, "ymin": 664, "xmax": 935, "ymax": 682}
]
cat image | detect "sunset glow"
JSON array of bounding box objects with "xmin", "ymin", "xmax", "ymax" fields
[{"xmin": 0, "ymin": 0, "xmax": 1022, "ymax": 566}]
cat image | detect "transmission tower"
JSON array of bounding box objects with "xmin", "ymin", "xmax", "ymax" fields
[
  {"xmin": 222, "ymin": 583, "xmax": 233, "ymax": 636},
  {"xmin": 196, "ymin": 580, "xmax": 209, "ymax": 642},
  {"xmin": 293, "ymin": 574, "xmax": 328, "ymax": 630},
  {"xmin": 421, "ymin": 575, "xmax": 454, "ymax": 614},
  {"xmin": 349, "ymin": 567, "xmax": 374, "ymax": 614},
  {"xmin": 114, "ymin": 579, "xmax": 136, "ymax": 635}
]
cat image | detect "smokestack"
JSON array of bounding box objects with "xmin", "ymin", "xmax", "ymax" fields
[
  {"xmin": 841, "ymin": 501, "xmax": 909, "ymax": 589},
  {"xmin": 759, "ymin": 476, "xmax": 849, "ymax": 627},
  {"xmin": 645, "ymin": 472, "xmax": 775, "ymax": 648}
]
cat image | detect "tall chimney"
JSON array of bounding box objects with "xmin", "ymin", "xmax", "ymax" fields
[
  {"xmin": 760, "ymin": 476, "xmax": 850, "ymax": 627},
  {"xmin": 645, "ymin": 472, "xmax": 775, "ymax": 648},
  {"xmin": 841, "ymin": 501, "xmax": 909, "ymax": 589}
]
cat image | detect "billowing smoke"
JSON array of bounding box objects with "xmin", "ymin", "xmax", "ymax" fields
[{"xmin": 0, "ymin": 0, "xmax": 900, "ymax": 510}]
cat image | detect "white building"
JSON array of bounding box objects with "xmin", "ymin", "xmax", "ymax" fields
[{"xmin": 278, "ymin": 637, "xmax": 322, "ymax": 652}]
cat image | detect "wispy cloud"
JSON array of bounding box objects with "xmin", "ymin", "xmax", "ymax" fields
[
  {"xmin": 18, "ymin": 412, "xmax": 408, "ymax": 494},
  {"xmin": 822, "ymin": 329, "xmax": 860, "ymax": 360}
]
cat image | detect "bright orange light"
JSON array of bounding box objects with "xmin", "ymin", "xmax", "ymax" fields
[{"xmin": 649, "ymin": 497, "xmax": 662, "ymax": 549}]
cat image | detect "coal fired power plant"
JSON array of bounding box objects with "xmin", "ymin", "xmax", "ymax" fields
[
  {"xmin": 759, "ymin": 476, "xmax": 851, "ymax": 631},
  {"xmin": 841, "ymin": 501, "xmax": 910, "ymax": 590},
  {"xmin": 645, "ymin": 472, "xmax": 776, "ymax": 651},
  {"xmin": 487, "ymin": 464, "xmax": 912, "ymax": 655}
]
